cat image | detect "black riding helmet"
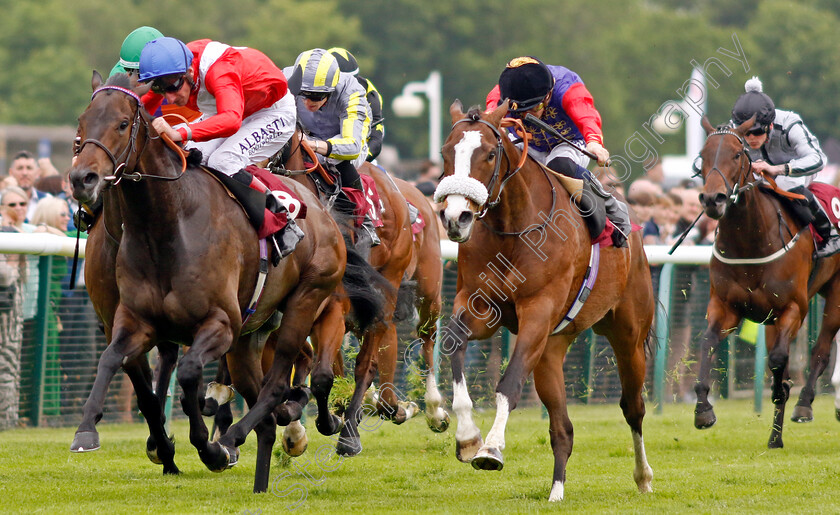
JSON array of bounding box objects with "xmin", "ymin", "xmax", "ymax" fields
[
  {"xmin": 732, "ymin": 76, "xmax": 775, "ymax": 131},
  {"xmin": 498, "ymin": 56, "xmax": 555, "ymax": 113}
]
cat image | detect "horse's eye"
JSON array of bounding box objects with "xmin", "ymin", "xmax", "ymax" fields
[
  {"xmin": 733, "ymin": 151, "xmax": 742, "ymax": 159},
  {"xmin": 487, "ymin": 151, "xmax": 496, "ymax": 161},
  {"xmin": 119, "ymin": 121, "xmax": 129, "ymax": 131}
]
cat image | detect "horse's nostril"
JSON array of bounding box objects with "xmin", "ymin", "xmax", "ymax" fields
[
  {"xmin": 83, "ymin": 172, "xmax": 99, "ymax": 187},
  {"xmin": 714, "ymin": 193, "xmax": 727, "ymax": 205},
  {"xmin": 458, "ymin": 211, "xmax": 473, "ymax": 226}
]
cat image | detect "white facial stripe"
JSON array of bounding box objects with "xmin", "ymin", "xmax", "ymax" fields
[
  {"xmin": 444, "ymin": 195, "xmax": 469, "ymax": 221},
  {"xmin": 454, "ymin": 131, "xmax": 482, "ymax": 178}
]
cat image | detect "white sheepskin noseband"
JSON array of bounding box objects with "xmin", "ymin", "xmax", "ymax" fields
[{"xmin": 434, "ymin": 175, "xmax": 489, "ymax": 206}]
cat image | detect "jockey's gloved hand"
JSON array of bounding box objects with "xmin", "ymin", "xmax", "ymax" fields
[{"xmin": 586, "ymin": 141, "xmax": 610, "ymax": 166}]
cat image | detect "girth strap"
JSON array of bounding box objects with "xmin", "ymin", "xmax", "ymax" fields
[{"xmin": 551, "ymin": 243, "xmax": 600, "ymax": 334}]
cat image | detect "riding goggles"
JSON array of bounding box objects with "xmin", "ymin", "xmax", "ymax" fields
[
  {"xmin": 300, "ymin": 91, "xmax": 330, "ymax": 102},
  {"xmin": 150, "ymin": 74, "xmax": 186, "ymax": 95}
]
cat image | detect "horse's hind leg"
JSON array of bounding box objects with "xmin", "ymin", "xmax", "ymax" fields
[
  {"xmin": 608, "ymin": 328, "xmax": 653, "ymax": 493},
  {"xmin": 694, "ymin": 298, "xmax": 740, "ymax": 429},
  {"xmin": 533, "ymin": 338, "xmax": 574, "ymax": 502},
  {"xmin": 831, "ymin": 335, "xmax": 840, "ymax": 421},
  {"xmin": 792, "ymin": 287, "xmax": 840, "ymax": 422},
  {"xmin": 306, "ymin": 299, "xmax": 346, "ymax": 439},
  {"xmin": 417, "ymin": 281, "xmax": 448, "ymax": 433}
]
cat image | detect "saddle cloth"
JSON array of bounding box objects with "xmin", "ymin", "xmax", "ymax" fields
[
  {"xmin": 341, "ymin": 174, "xmax": 384, "ymax": 229},
  {"xmin": 244, "ymin": 165, "xmax": 307, "ymax": 239},
  {"xmin": 808, "ymin": 182, "xmax": 840, "ymax": 243}
]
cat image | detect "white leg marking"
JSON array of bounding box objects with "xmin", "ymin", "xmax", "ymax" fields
[
  {"xmin": 632, "ymin": 431, "xmax": 653, "ymax": 493},
  {"xmin": 483, "ymin": 392, "xmax": 510, "ymax": 451},
  {"xmin": 452, "ymin": 379, "xmax": 480, "ymax": 442},
  {"xmin": 832, "ymin": 336, "xmax": 840, "ymax": 410},
  {"xmin": 548, "ymin": 480, "xmax": 565, "ymax": 502},
  {"xmin": 425, "ymin": 374, "xmax": 445, "ymax": 419}
]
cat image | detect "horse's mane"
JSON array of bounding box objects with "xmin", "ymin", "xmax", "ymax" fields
[
  {"xmin": 465, "ymin": 106, "xmax": 483, "ymax": 121},
  {"xmin": 105, "ymin": 72, "xmax": 132, "ymax": 89}
]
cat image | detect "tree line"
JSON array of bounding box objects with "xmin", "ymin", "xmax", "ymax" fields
[{"xmin": 1, "ymin": 0, "xmax": 839, "ymax": 175}]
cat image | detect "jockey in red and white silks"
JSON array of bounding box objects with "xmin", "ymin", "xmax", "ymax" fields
[{"xmin": 141, "ymin": 38, "xmax": 296, "ymax": 175}]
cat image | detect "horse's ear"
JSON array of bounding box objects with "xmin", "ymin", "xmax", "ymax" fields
[
  {"xmin": 449, "ymin": 100, "xmax": 466, "ymax": 123},
  {"xmin": 701, "ymin": 116, "xmax": 715, "ymax": 135},
  {"xmin": 486, "ymin": 99, "xmax": 509, "ymax": 126},
  {"xmin": 91, "ymin": 70, "xmax": 102, "ymax": 92},
  {"xmin": 133, "ymin": 80, "xmax": 152, "ymax": 96},
  {"xmin": 734, "ymin": 114, "xmax": 756, "ymax": 135}
]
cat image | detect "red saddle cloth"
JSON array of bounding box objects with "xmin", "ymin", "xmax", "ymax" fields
[
  {"xmin": 341, "ymin": 174, "xmax": 384, "ymax": 229},
  {"xmin": 593, "ymin": 220, "xmax": 643, "ymax": 248},
  {"xmin": 245, "ymin": 165, "xmax": 307, "ymax": 239},
  {"xmin": 807, "ymin": 182, "xmax": 840, "ymax": 244}
]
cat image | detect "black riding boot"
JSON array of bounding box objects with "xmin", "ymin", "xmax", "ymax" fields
[
  {"xmin": 232, "ymin": 169, "xmax": 304, "ymax": 263},
  {"xmin": 335, "ymin": 160, "xmax": 380, "ymax": 249},
  {"xmin": 795, "ymin": 186, "xmax": 840, "ymax": 258},
  {"xmin": 548, "ymin": 157, "xmax": 630, "ymax": 247}
]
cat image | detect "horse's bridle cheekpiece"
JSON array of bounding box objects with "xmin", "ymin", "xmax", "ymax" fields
[{"xmin": 701, "ymin": 127, "xmax": 754, "ymax": 206}]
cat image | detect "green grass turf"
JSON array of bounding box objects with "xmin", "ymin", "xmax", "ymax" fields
[{"xmin": 2, "ymin": 396, "xmax": 840, "ymax": 514}]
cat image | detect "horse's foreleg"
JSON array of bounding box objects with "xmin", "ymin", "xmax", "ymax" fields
[
  {"xmin": 767, "ymin": 307, "xmax": 802, "ymax": 448},
  {"xmin": 175, "ymin": 312, "xmax": 235, "ymax": 472},
  {"xmin": 307, "ymin": 300, "xmax": 345, "ymax": 440},
  {"xmin": 71, "ymin": 315, "xmax": 155, "ymax": 453},
  {"xmin": 335, "ymin": 323, "xmax": 382, "ymax": 457},
  {"xmin": 444, "ymin": 309, "xmax": 483, "ymax": 463},
  {"xmin": 122, "ymin": 356, "xmax": 178, "ymax": 474},
  {"xmin": 694, "ymin": 299, "xmax": 740, "ymax": 429},
  {"xmin": 472, "ymin": 316, "xmax": 549, "ymax": 472},
  {"xmin": 792, "ymin": 327, "xmax": 835, "ymax": 423}
]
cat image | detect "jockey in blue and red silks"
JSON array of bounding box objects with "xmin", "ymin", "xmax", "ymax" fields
[
  {"xmin": 137, "ymin": 36, "xmax": 303, "ymax": 257},
  {"xmin": 486, "ymin": 56, "xmax": 631, "ymax": 247}
]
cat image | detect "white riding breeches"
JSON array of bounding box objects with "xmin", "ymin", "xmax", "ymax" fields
[{"xmin": 187, "ymin": 92, "xmax": 297, "ymax": 175}]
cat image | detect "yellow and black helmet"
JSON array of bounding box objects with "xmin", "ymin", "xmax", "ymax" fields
[
  {"xmin": 327, "ymin": 47, "xmax": 359, "ymax": 76},
  {"xmin": 287, "ymin": 48, "xmax": 340, "ymax": 94}
]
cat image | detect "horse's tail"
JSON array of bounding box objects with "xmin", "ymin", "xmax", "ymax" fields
[
  {"xmin": 393, "ymin": 279, "xmax": 418, "ymax": 322},
  {"xmin": 342, "ymin": 247, "xmax": 394, "ymax": 333}
]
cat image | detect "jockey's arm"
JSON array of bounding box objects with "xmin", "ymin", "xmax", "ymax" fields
[
  {"xmin": 562, "ymin": 83, "xmax": 609, "ymax": 165},
  {"xmin": 324, "ymin": 87, "xmax": 370, "ymax": 161},
  {"xmin": 785, "ymin": 122, "xmax": 826, "ymax": 178},
  {"xmin": 175, "ymin": 67, "xmax": 245, "ymax": 143}
]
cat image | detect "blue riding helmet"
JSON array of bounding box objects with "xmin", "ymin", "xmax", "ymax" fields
[{"xmin": 138, "ymin": 37, "xmax": 194, "ymax": 83}]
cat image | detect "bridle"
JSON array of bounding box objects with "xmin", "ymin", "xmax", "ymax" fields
[
  {"xmin": 445, "ymin": 114, "xmax": 560, "ymax": 237},
  {"xmin": 698, "ymin": 128, "xmax": 755, "ymax": 207},
  {"xmin": 78, "ymin": 85, "xmax": 187, "ymax": 186}
]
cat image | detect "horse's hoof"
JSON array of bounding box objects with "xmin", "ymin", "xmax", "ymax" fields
[
  {"xmin": 694, "ymin": 407, "xmax": 717, "ymax": 429},
  {"xmin": 335, "ymin": 434, "xmax": 362, "ymax": 457},
  {"xmin": 205, "ymin": 381, "xmax": 236, "ymax": 406},
  {"xmin": 207, "ymin": 443, "xmax": 238, "ymax": 472},
  {"xmin": 283, "ymin": 422, "xmax": 308, "ymax": 457},
  {"xmin": 393, "ymin": 401, "xmax": 419, "ymax": 424},
  {"xmin": 146, "ymin": 433, "xmax": 176, "ymax": 464},
  {"xmin": 835, "ymin": 408, "xmax": 840, "ymax": 422},
  {"xmin": 427, "ymin": 410, "xmax": 450, "ymax": 433},
  {"xmin": 163, "ymin": 463, "xmax": 180, "ymax": 475},
  {"xmin": 790, "ymin": 405, "xmax": 813, "ymax": 423},
  {"xmin": 70, "ymin": 431, "xmax": 100, "ymax": 452},
  {"xmin": 201, "ymin": 397, "xmax": 219, "ymax": 417},
  {"xmin": 471, "ymin": 446, "xmax": 504, "ymax": 471},
  {"xmin": 456, "ymin": 434, "xmax": 483, "ymax": 463},
  {"xmin": 316, "ymin": 413, "xmax": 344, "ymax": 436},
  {"xmin": 767, "ymin": 436, "xmax": 784, "ymax": 449}
]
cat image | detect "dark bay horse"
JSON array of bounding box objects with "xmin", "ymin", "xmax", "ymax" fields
[
  {"xmin": 275, "ymin": 133, "xmax": 447, "ymax": 454},
  {"xmin": 435, "ymin": 101, "xmax": 654, "ymax": 502},
  {"xmin": 68, "ymin": 73, "xmax": 350, "ymax": 492},
  {"xmin": 694, "ymin": 117, "xmax": 840, "ymax": 448}
]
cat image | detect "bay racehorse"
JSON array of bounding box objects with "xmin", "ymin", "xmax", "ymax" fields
[
  {"xmin": 435, "ymin": 101, "xmax": 654, "ymax": 502},
  {"xmin": 68, "ymin": 72, "xmax": 355, "ymax": 492},
  {"xmin": 273, "ymin": 131, "xmax": 447, "ymax": 454},
  {"xmin": 694, "ymin": 116, "xmax": 840, "ymax": 447}
]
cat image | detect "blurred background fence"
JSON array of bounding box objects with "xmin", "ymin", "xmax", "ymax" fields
[{"xmin": 4, "ymin": 243, "xmax": 837, "ymax": 428}]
